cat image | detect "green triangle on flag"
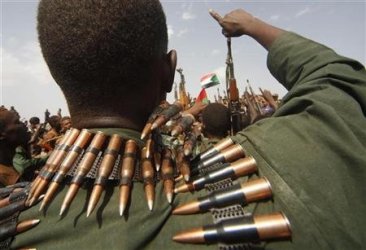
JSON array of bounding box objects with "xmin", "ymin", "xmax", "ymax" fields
[{"xmin": 200, "ymin": 73, "xmax": 220, "ymax": 89}]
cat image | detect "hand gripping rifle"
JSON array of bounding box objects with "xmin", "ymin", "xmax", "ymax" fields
[{"xmin": 226, "ymin": 38, "xmax": 242, "ymax": 135}]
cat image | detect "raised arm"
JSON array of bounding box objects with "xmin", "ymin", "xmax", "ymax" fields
[{"xmin": 209, "ymin": 9, "xmax": 284, "ymax": 50}]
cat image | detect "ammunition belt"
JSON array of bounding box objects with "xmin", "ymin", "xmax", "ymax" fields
[
  {"xmin": 64, "ymin": 149, "xmax": 179, "ymax": 183},
  {"xmin": 0, "ymin": 183, "xmax": 32, "ymax": 248},
  {"xmin": 205, "ymin": 179, "xmax": 253, "ymax": 250},
  {"xmin": 0, "ymin": 215, "xmax": 18, "ymax": 248},
  {"xmin": 198, "ymin": 162, "xmax": 225, "ymax": 176}
]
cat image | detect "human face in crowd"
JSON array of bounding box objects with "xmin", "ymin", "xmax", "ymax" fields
[
  {"xmin": 61, "ymin": 118, "xmax": 72, "ymax": 132},
  {"xmin": 2, "ymin": 111, "xmax": 30, "ymax": 146}
]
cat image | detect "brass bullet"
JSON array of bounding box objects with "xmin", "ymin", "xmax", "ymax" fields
[
  {"xmin": 41, "ymin": 129, "xmax": 92, "ymax": 211},
  {"xmin": 173, "ymin": 212, "xmax": 291, "ymax": 244},
  {"xmin": 173, "ymin": 178, "xmax": 272, "ymax": 215},
  {"xmin": 87, "ymin": 135, "xmax": 122, "ymax": 217},
  {"xmin": 16, "ymin": 219, "xmax": 40, "ymax": 234},
  {"xmin": 199, "ymin": 137, "xmax": 233, "ymax": 162},
  {"xmin": 141, "ymin": 147, "xmax": 155, "ymax": 210},
  {"xmin": 175, "ymin": 157, "xmax": 257, "ymax": 193},
  {"xmin": 60, "ymin": 132, "xmax": 107, "ymax": 215},
  {"xmin": 119, "ymin": 140, "xmax": 138, "ymax": 216},
  {"xmin": 161, "ymin": 148, "xmax": 174, "ymax": 203}
]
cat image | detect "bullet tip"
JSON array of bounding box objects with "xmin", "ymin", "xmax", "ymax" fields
[
  {"xmin": 59, "ymin": 205, "xmax": 66, "ymax": 216},
  {"xmin": 86, "ymin": 206, "xmax": 94, "ymax": 217},
  {"xmin": 151, "ymin": 123, "xmax": 158, "ymax": 130},
  {"xmin": 171, "ymin": 129, "xmax": 178, "ymax": 137},
  {"xmin": 184, "ymin": 149, "xmax": 191, "ymax": 156},
  {"xmin": 28, "ymin": 197, "xmax": 36, "ymax": 207},
  {"xmin": 166, "ymin": 193, "xmax": 173, "ymax": 204},
  {"xmin": 172, "ymin": 227, "xmax": 205, "ymax": 244},
  {"xmin": 39, "ymin": 202, "xmax": 45, "ymax": 212},
  {"xmin": 33, "ymin": 219, "xmax": 41, "ymax": 225},
  {"xmin": 119, "ymin": 204, "xmax": 126, "ymax": 216},
  {"xmin": 184, "ymin": 174, "xmax": 190, "ymax": 182},
  {"xmin": 172, "ymin": 201, "xmax": 200, "ymax": 215},
  {"xmin": 148, "ymin": 200, "xmax": 154, "ymax": 211},
  {"xmin": 155, "ymin": 164, "xmax": 160, "ymax": 172}
]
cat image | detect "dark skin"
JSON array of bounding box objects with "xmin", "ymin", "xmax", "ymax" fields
[
  {"xmin": 0, "ymin": 111, "xmax": 30, "ymax": 166},
  {"xmin": 71, "ymin": 50, "xmax": 177, "ymax": 131}
]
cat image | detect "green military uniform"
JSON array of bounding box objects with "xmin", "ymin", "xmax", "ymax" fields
[
  {"xmin": 199, "ymin": 137, "xmax": 220, "ymax": 153},
  {"xmin": 13, "ymin": 32, "xmax": 366, "ymax": 249},
  {"xmin": 13, "ymin": 146, "xmax": 48, "ymax": 176},
  {"xmin": 13, "ymin": 128, "xmax": 214, "ymax": 250}
]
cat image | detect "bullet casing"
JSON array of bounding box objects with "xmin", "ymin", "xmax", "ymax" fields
[
  {"xmin": 94, "ymin": 135, "xmax": 122, "ymax": 185},
  {"xmin": 173, "ymin": 212, "xmax": 291, "ymax": 244},
  {"xmin": 194, "ymin": 144, "xmax": 245, "ymax": 174},
  {"xmin": 199, "ymin": 138, "xmax": 234, "ymax": 162},
  {"xmin": 198, "ymin": 178, "xmax": 272, "ymax": 212},
  {"xmin": 190, "ymin": 157, "xmax": 257, "ymax": 192},
  {"xmin": 161, "ymin": 148, "xmax": 174, "ymax": 200},
  {"xmin": 120, "ymin": 140, "xmax": 138, "ymax": 185},
  {"xmin": 141, "ymin": 147, "xmax": 155, "ymax": 209},
  {"xmin": 119, "ymin": 140, "xmax": 138, "ymax": 214}
]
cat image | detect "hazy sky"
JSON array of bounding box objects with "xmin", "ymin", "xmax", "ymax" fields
[{"xmin": 1, "ymin": 0, "xmax": 365, "ymax": 120}]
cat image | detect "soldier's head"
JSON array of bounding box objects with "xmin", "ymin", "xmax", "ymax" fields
[
  {"xmin": 61, "ymin": 116, "xmax": 72, "ymax": 133},
  {"xmin": 201, "ymin": 103, "xmax": 231, "ymax": 139},
  {"xmin": 0, "ymin": 109, "xmax": 29, "ymax": 147},
  {"xmin": 48, "ymin": 115, "xmax": 61, "ymax": 132},
  {"xmin": 29, "ymin": 116, "xmax": 40, "ymax": 130},
  {"xmin": 37, "ymin": 0, "xmax": 176, "ymax": 130}
]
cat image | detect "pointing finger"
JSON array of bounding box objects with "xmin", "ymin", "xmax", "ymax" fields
[{"xmin": 209, "ymin": 9, "xmax": 223, "ymax": 24}]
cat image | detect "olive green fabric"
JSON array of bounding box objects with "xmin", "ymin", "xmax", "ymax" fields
[
  {"xmin": 12, "ymin": 32, "xmax": 366, "ymax": 249},
  {"xmin": 13, "ymin": 128, "xmax": 214, "ymax": 250},
  {"xmin": 232, "ymin": 32, "xmax": 366, "ymax": 249},
  {"xmin": 199, "ymin": 137, "xmax": 220, "ymax": 153},
  {"xmin": 13, "ymin": 146, "xmax": 48, "ymax": 175}
]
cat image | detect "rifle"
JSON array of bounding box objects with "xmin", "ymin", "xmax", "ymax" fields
[
  {"xmin": 177, "ymin": 68, "xmax": 189, "ymax": 110},
  {"xmin": 247, "ymin": 80, "xmax": 263, "ymax": 115},
  {"xmin": 226, "ymin": 38, "xmax": 241, "ymax": 135},
  {"xmin": 29, "ymin": 109, "xmax": 50, "ymax": 145},
  {"xmin": 174, "ymin": 82, "xmax": 178, "ymax": 101},
  {"xmin": 243, "ymin": 90, "xmax": 260, "ymax": 124}
]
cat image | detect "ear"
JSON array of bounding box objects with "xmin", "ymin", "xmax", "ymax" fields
[{"xmin": 162, "ymin": 50, "xmax": 177, "ymax": 92}]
